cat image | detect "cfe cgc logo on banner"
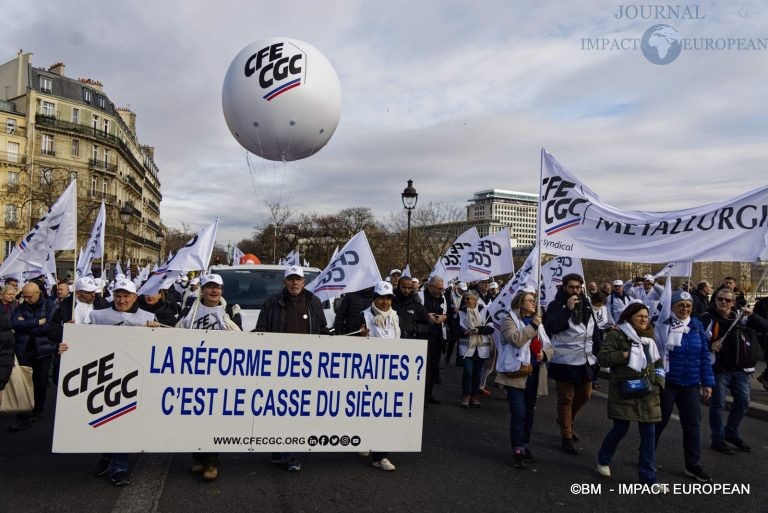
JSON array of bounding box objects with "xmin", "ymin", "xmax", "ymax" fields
[
  {"xmin": 245, "ymin": 41, "xmax": 306, "ymax": 101},
  {"xmin": 60, "ymin": 350, "xmax": 142, "ymax": 429}
]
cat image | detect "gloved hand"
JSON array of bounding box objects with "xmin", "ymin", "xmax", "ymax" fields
[{"xmin": 477, "ymin": 325, "xmax": 495, "ymax": 335}]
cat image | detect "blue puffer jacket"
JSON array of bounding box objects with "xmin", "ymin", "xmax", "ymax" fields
[
  {"xmin": 11, "ymin": 297, "xmax": 58, "ymax": 361},
  {"xmin": 664, "ymin": 316, "xmax": 715, "ymax": 388}
]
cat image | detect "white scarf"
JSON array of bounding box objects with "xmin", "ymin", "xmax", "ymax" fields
[
  {"xmin": 619, "ymin": 322, "xmax": 661, "ymax": 373},
  {"xmin": 665, "ymin": 314, "xmax": 690, "ymax": 350},
  {"xmin": 371, "ymin": 304, "xmax": 401, "ymax": 339},
  {"xmin": 465, "ymin": 306, "xmax": 487, "ymax": 351},
  {"xmin": 177, "ymin": 298, "xmax": 240, "ymax": 331},
  {"xmin": 508, "ymin": 310, "xmax": 552, "ymax": 365}
]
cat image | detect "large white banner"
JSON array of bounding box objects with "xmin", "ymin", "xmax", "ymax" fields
[
  {"xmin": 539, "ymin": 150, "xmax": 768, "ymax": 263},
  {"xmin": 53, "ymin": 325, "xmax": 427, "ymax": 453},
  {"xmin": 458, "ymin": 227, "xmax": 514, "ymax": 283},
  {"xmin": 305, "ymin": 231, "xmax": 381, "ymax": 302},
  {"xmin": 430, "ymin": 227, "xmax": 480, "ymax": 282},
  {"xmin": 540, "ymin": 256, "xmax": 583, "ymax": 307}
]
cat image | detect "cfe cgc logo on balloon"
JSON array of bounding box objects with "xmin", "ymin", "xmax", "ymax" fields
[
  {"xmin": 244, "ymin": 41, "xmax": 306, "ymax": 102},
  {"xmin": 61, "ymin": 351, "xmax": 142, "ymax": 428}
]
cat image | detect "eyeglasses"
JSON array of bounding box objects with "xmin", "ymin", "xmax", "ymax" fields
[
  {"xmin": 716, "ymin": 297, "xmax": 733, "ymax": 303},
  {"xmin": 674, "ymin": 303, "xmax": 693, "ymax": 309}
]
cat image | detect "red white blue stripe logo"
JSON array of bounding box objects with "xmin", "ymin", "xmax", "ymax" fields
[
  {"xmin": 263, "ymin": 78, "xmax": 302, "ymax": 101},
  {"xmin": 545, "ymin": 218, "xmax": 581, "ymax": 236},
  {"xmin": 88, "ymin": 401, "xmax": 137, "ymax": 428}
]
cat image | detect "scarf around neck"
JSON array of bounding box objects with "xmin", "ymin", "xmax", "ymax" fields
[
  {"xmin": 619, "ymin": 322, "xmax": 661, "ymax": 373},
  {"xmin": 371, "ymin": 304, "xmax": 401, "ymax": 339}
]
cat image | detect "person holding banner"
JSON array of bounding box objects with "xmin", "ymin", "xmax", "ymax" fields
[
  {"xmin": 596, "ymin": 303, "xmax": 664, "ymax": 485},
  {"xmin": 457, "ymin": 290, "xmax": 494, "ymax": 408},
  {"xmin": 138, "ymin": 290, "xmax": 180, "ymax": 327},
  {"xmin": 82, "ymin": 278, "xmax": 160, "ymax": 486},
  {"xmin": 699, "ymin": 288, "xmax": 768, "ymax": 455},
  {"xmin": 543, "ymin": 273, "xmax": 597, "ymax": 455},
  {"xmin": 653, "ymin": 290, "xmax": 715, "ymax": 483},
  {"xmin": 8, "ymin": 282, "xmax": 58, "ymax": 432},
  {"xmin": 497, "ymin": 290, "xmax": 552, "ymax": 468},
  {"xmin": 255, "ymin": 265, "xmax": 330, "ymax": 472},
  {"xmin": 176, "ymin": 274, "xmax": 242, "ymax": 481},
  {"xmin": 358, "ymin": 280, "xmax": 400, "ymax": 471}
]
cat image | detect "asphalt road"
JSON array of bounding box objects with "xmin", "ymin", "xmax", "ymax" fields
[{"xmin": 1, "ymin": 363, "xmax": 766, "ymax": 513}]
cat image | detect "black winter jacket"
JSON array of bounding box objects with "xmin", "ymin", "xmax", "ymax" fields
[
  {"xmin": 12, "ymin": 297, "xmax": 58, "ymax": 360},
  {"xmin": 0, "ymin": 310, "xmax": 15, "ymax": 390},
  {"xmin": 393, "ymin": 290, "xmax": 430, "ymax": 339},
  {"xmin": 255, "ymin": 288, "xmax": 329, "ymax": 334},
  {"xmin": 333, "ymin": 288, "xmax": 374, "ymax": 335}
]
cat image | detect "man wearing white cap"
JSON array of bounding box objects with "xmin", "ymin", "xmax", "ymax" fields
[
  {"xmin": 255, "ymin": 265, "xmax": 329, "ymax": 472},
  {"xmin": 607, "ymin": 280, "xmax": 631, "ymax": 324},
  {"xmin": 176, "ymin": 274, "xmax": 241, "ymax": 481},
  {"xmin": 182, "ymin": 277, "xmax": 201, "ymax": 309},
  {"xmin": 79, "ymin": 278, "xmax": 159, "ymax": 487},
  {"xmin": 629, "ymin": 275, "xmax": 664, "ymax": 315},
  {"xmin": 389, "ymin": 269, "xmax": 402, "ymax": 284}
]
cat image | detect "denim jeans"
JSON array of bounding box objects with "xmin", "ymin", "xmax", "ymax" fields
[
  {"xmin": 461, "ymin": 354, "xmax": 485, "ymax": 396},
  {"xmin": 506, "ymin": 366, "xmax": 541, "ymax": 450},
  {"xmin": 105, "ymin": 453, "xmax": 130, "ymax": 475},
  {"xmin": 598, "ymin": 420, "xmax": 657, "ymax": 484},
  {"xmin": 709, "ymin": 370, "xmax": 751, "ymax": 443},
  {"xmin": 656, "ymin": 383, "xmax": 702, "ymax": 468}
]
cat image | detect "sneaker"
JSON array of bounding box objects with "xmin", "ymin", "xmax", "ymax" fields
[
  {"xmin": 470, "ymin": 397, "xmax": 481, "ymax": 408},
  {"xmin": 512, "ymin": 450, "xmax": 525, "ymax": 469},
  {"xmin": 460, "ymin": 396, "xmax": 470, "ymax": 408},
  {"xmin": 94, "ymin": 457, "xmax": 111, "ymax": 477},
  {"xmin": 110, "ymin": 471, "xmax": 130, "ymax": 487},
  {"xmin": 285, "ymin": 457, "xmax": 301, "ymax": 472},
  {"xmin": 202, "ymin": 465, "xmax": 218, "ymax": 481},
  {"xmin": 372, "ymin": 457, "xmax": 396, "ymax": 471},
  {"xmin": 562, "ymin": 438, "xmax": 578, "ymax": 455},
  {"xmin": 757, "ymin": 374, "xmax": 768, "ymax": 391},
  {"xmin": 523, "ymin": 447, "xmax": 536, "ymax": 462},
  {"xmin": 725, "ymin": 436, "xmax": 751, "ymax": 452},
  {"xmin": 358, "ymin": 451, "xmax": 370, "ymax": 457},
  {"xmin": 592, "ymin": 382, "xmax": 602, "ymax": 389},
  {"xmin": 596, "ymin": 463, "xmax": 611, "ymax": 477},
  {"xmin": 480, "ymin": 387, "xmax": 492, "ymax": 397},
  {"xmin": 191, "ymin": 463, "xmax": 204, "ymax": 473},
  {"xmin": 710, "ymin": 440, "xmax": 735, "ymax": 455},
  {"xmin": 684, "ymin": 465, "xmax": 712, "ymax": 483},
  {"xmin": 270, "ymin": 453, "xmax": 284, "ymax": 464}
]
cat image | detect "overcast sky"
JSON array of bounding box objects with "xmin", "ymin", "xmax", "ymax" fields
[{"xmin": 2, "ymin": 0, "xmax": 767, "ymax": 247}]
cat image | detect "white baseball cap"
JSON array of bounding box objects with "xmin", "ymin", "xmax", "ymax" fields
[
  {"xmin": 458, "ymin": 282, "xmax": 468, "ymax": 291},
  {"xmin": 113, "ymin": 278, "xmax": 137, "ymax": 294},
  {"xmin": 374, "ymin": 281, "xmax": 394, "ymax": 297},
  {"xmin": 200, "ymin": 274, "xmax": 223, "ymax": 287},
  {"xmin": 643, "ymin": 274, "xmax": 655, "ymax": 282},
  {"xmin": 613, "ymin": 279, "xmax": 624, "ymax": 286},
  {"xmin": 390, "ymin": 269, "xmax": 401, "ymax": 275},
  {"xmin": 489, "ymin": 281, "xmax": 499, "ymax": 290},
  {"xmin": 285, "ymin": 265, "xmax": 304, "ymax": 278},
  {"xmin": 76, "ymin": 276, "xmax": 98, "ymax": 293}
]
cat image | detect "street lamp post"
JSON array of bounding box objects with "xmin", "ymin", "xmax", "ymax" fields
[
  {"xmin": 119, "ymin": 204, "xmax": 133, "ymax": 265},
  {"xmin": 156, "ymin": 232, "xmax": 165, "ymax": 263},
  {"xmin": 401, "ymin": 179, "xmax": 418, "ymax": 268}
]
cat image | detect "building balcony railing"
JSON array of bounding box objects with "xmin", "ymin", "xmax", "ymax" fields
[
  {"xmin": 147, "ymin": 200, "xmax": 160, "ymax": 214},
  {"xmin": 125, "ymin": 175, "xmax": 143, "ymax": 196},
  {"xmin": 146, "ymin": 218, "xmax": 161, "ymax": 233},
  {"xmin": 88, "ymin": 158, "xmax": 118, "ymax": 175},
  {"xmin": 0, "ymin": 151, "xmax": 26, "ymax": 165},
  {"xmin": 89, "ymin": 190, "xmax": 117, "ymax": 204}
]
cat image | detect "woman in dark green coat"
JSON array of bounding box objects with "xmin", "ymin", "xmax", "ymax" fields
[{"xmin": 596, "ymin": 303, "xmax": 665, "ymax": 484}]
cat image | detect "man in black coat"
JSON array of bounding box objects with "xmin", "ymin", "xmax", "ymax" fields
[
  {"xmin": 254, "ymin": 265, "xmax": 329, "ymax": 472},
  {"xmin": 422, "ymin": 276, "xmax": 454, "ymax": 404},
  {"xmin": 392, "ymin": 276, "xmax": 429, "ymax": 339}
]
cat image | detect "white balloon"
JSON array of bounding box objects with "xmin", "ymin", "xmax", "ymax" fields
[{"xmin": 222, "ymin": 38, "xmax": 342, "ymax": 162}]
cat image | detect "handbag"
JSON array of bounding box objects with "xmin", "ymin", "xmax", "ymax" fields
[
  {"xmin": 504, "ymin": 363, "xmax": 533, "ymax": 379},
  {"xmin": 618, "ymin": 376, "xmax": 652, "ymax": 399},
  {"xmin": 0, "ymin": 355, "xmax": 35, "ymax": 414}
]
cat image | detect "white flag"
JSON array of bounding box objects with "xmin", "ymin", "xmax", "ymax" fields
[
  {"xmin": 133, "ymin": 263, "xmax": 151, "ymax": 287},
  {"xmin": 431, "ymin": 227, "xmax": 480, "ymax": 282},
  {"xmin": 486, "ymin": 246, "xmax": 539, "ymax": 330},
  {"xmin": 654, "ymin": 261, "xmax": 693, "ymax": 279},
  {"xmin": 306, "ymin": 231, "xmax": 382, "ymax": 302},
  {"xmin": 0, "ymin": 181, "xmax": 77, "ymax": 276},
  {"xmin": 115, "ymin": 260, "xmax": 124, "ymax": 278},
  {"xmin": 232, "ymin": 245, "xmax": 245, "ymax": 265},
  {"xmin": 137, "ymin": 220, "xmax": 218, "ymax": 296},
  {"xmin": 458, "ymin": 227, "xmax": 514, "ymax": 283},
  {"xmin": 540, "ymin": 256, "xmax": 584, "ymax": 308},
  {"xmin": 77, "ymin": 202, "xmax": 106, "ymax": 277},
  {"xmin": 402, "ymin": 264, "xmax": 412, "ymax": 278},
  {"xmin": 539, "ymin": 149, "xmax": 768, "ymax": 263},
  {"xmin": 282, "ymin": 250, "xmax": 299, "ymax": 267},
  {"xmin": 653, "ymin": 274, "xmax": 674, "ymax": 356}
]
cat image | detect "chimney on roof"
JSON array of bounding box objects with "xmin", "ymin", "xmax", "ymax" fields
[{"xmin": 48, "ymin": 62, "xmax": 65, "ymax": 76}]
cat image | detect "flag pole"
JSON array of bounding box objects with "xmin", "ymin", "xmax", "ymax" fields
[
  {"xmin": 71, "ymin": 179, "xmax": 78, "ymax": 321},
  {"xmin": 536, "ymin": 148, "xmax": 544, "ymax": 315}
]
